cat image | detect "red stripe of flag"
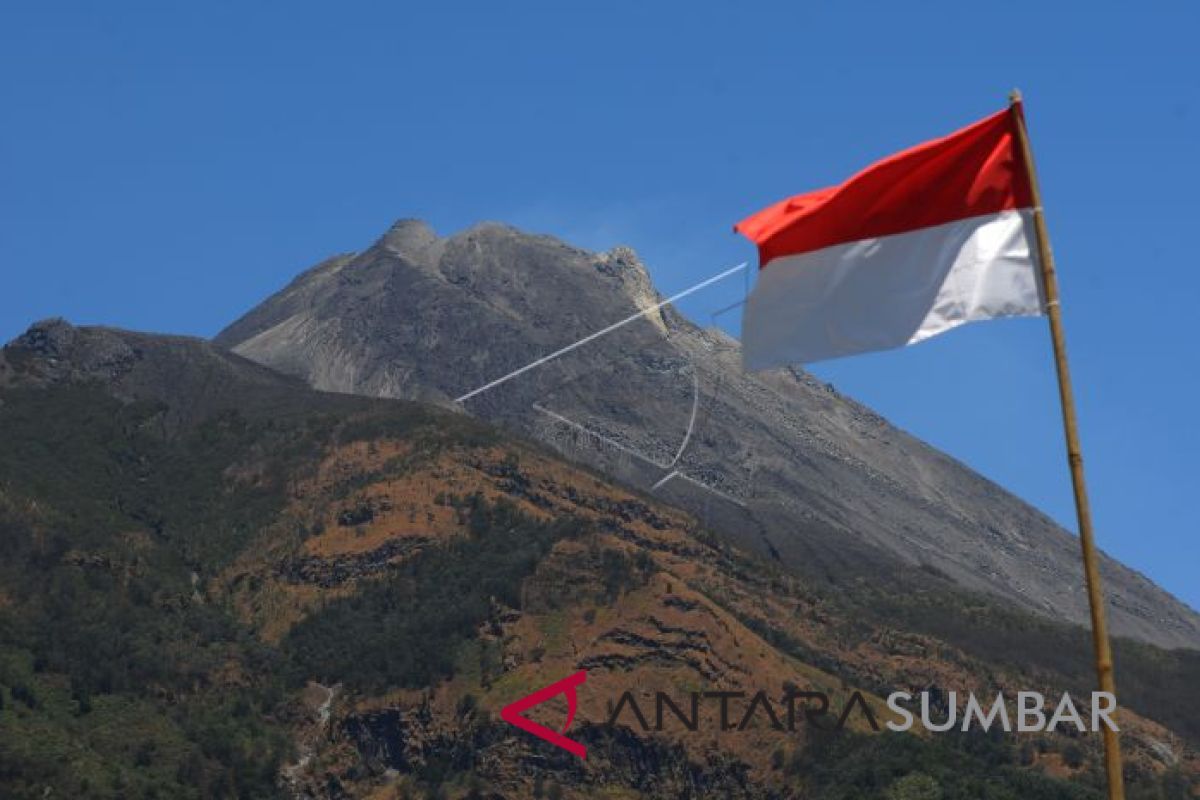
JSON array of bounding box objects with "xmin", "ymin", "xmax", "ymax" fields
[{"xmin": 735, "ymin": 105, "xmax": 1033, "ymax": 266}]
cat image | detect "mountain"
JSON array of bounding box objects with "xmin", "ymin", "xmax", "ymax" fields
[
  {"xmin": 2, "ymin": 320, "xmax": 1198, "ymax": 800},
  {"xmin": 215, "ymin": 219, "xmax": 1200, "ymax": 651}
]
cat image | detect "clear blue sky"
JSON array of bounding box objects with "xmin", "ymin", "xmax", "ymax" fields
[{"xmin": 2, "ymin": 2, "xmax": 1197, "ymax": 613}]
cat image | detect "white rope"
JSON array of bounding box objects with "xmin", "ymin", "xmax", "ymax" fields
[{"xmin": 455, "ymin": 262, "xmax": 748, "ymax": 402}]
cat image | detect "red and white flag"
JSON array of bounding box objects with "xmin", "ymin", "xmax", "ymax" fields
[{"xmin": 736, "ymin": 105, "xmax": 1044, "ymax": 368}]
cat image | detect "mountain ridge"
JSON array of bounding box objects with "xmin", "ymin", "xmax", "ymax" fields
[{"xmin": 214, "ymin": 219, "xmax": 1200, "ymax": 650}]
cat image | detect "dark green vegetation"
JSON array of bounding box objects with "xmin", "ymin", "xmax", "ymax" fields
[
  {"xmin": 1, "ymin": 325, "xmax": 1197, "ymax": 799},
  {"xmin": 789, "ymin": 727, "xmax": 1178, "ymax": 800},
  {"xmin": 0, "ymin": 375, "xmax": 488, "ymax": 799},
  {"xmin": 390, "ymin": 715, "xmax": 1192, "ymax": 800},
  {"xmin": 788, "ymin": 727, "xmax": 1193, "ymax": 800},
  {"xmin": 284, "ymin": 495, "xmax": 588, "ymax": 692},
  {"xmin": 0, "ymin": 385, "xmax": 301, "ymax": 798}
]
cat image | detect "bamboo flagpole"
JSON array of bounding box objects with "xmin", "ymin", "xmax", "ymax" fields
[{"xmin": 1008, "ymin": 90, "xmax": 1125, "ymax": 800}]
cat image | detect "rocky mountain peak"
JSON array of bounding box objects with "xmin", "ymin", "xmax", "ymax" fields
[
  {"xmin": 376, "ymin": 218, "xmax": 438, "ymax": 257},
  {"xmin": 2, "ymin": 320, "xmax": 328, "ymax": 432},
  {"xmin": 2, "ymin": 318, "xmax": 139, "ymax": 388},
  {"xmin": 597, "ymin": 244, "xmax": 652, "ymax": 288},
  {"xmin": 11, "ymin": 317, "xmax": 78, "ymax": 357},
  {"xmin": 213, "ymin": 218, "xmax": 1200, "ymax": 649},
  {"xmin": 597, "ymin": 244, "xmax": 644, "ymax": 275},
  {"xmin": 596, "ymin": 245, "xmax": 668, "ymax": 332}
]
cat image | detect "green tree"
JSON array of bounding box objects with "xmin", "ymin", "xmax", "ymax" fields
[{"xmin": 886, "ymin": 772, "xmax": 942, "ymax": 800}]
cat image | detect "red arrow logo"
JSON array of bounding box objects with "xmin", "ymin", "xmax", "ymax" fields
[{"xmin": 500, "ymin": 670, "xmax": 588, "ymax": 759}]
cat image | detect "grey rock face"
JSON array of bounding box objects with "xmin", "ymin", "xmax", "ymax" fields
[{"xmin": 214, "ymin": 220, "xmax": 1200, "ymax": 650}]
